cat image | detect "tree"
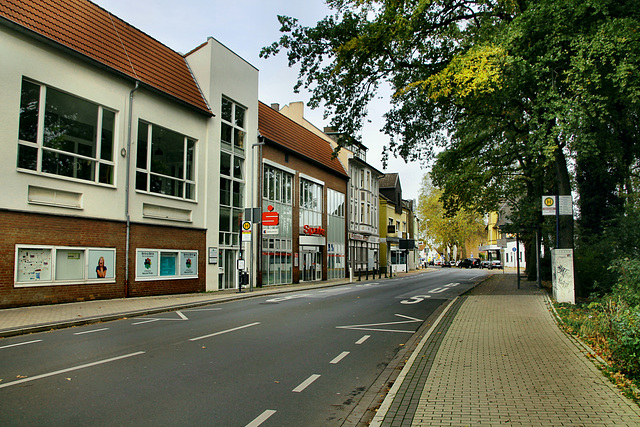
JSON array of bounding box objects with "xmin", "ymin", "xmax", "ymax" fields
[
  {"xmin": 262, "ymin": 0, "xmax": 640, "ymax": 294},
  {"xmin": 418, "ymin": 174, "xmax": 485, "ymax": 260}
]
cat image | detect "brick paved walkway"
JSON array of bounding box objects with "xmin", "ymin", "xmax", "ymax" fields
[{"xmin": 372, "ymin": 273, "xmax": 640, "ymax": 427}]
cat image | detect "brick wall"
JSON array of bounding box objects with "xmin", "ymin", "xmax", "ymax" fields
[{"xmin": 0, "ymin": 211, "xmax": 206, "ymax": 308}]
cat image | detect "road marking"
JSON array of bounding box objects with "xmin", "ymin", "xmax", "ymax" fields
[
  {"xmin": 132, "ymin": 310, "xmax": 190, "ymax": 325},
  {"xmin": 185, "ymin": 308, "xmax": 222, "ymax": 312},
  {"xmin": 0, "ymin": 351, "xmax": 145, "ymax": 389},
  {"xmin": 429, "ymin": 287, "xmax": 447, "ymax": 293},
  {"xmin": 355, "ymin": 335, "xmax": 371, "ymax": 345},
  {"xmin": 246, "ymin": 410, "xmax": 277, "ymax": 427},
  {"xmin": 330, "ymin": 351, "xmax": 350, "ymax": 364},
  {"xmin": 265, "ymin": 294, "xmax": 310, "ymax": 303},
  {"xmin": 336, "ymin": 314, "xmax": 422, "ymax": 333},
  {"xmin": 132, "ymin": 319, "xmax": 160, "ymax": 325},
  {"xmin": 400, "ymin": 295, "xmax": 431, "ymax": 304},
  {"xmin": 0, "ymin": 340, "xmax": 42, "ymax": 350},
  {"xmin": 189, "ymin": 322, "xmax": 261, "ymax": 341},
  {"xmin": 292, "ymin": 374, "xmax": 321, "ymax": 393},
  {"xmin": 445, "ymin": 282, "xmax": 460, "ymax": 287},
  {"xmin": 74, "ymin": 328, "xmax": 109, "ymax": 335}
]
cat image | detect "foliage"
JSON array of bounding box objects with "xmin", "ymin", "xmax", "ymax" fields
[
  {"xmin": 262, "ymin": 0, "xmax": 640, "ymax": 293},
  {"xmin": 417, "ymin": 174, "xmax": 485, "ymax": 259},
  {"xmin": 555, "ymin": 257, "xmax": 640, "ymax": 399}
]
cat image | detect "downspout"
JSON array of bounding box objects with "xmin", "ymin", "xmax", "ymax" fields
[{"xmin": 124, "ymin": 81, "xmax": 140, "ymax": 297}]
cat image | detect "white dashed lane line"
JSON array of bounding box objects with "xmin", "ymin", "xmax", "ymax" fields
[
  {"xmin": 330, "ymin": 351, "xmax": 350, "ymax": 364},
  {"xmin": 355, "ymin": 335, "xmax": 370, "ymax": 345},
  {"xmin": 292, "ymin": 374, "xmax": 321, "ymax": 393},
  {"xmin": 0, "ymin": 339, "xmax": 42, "ymax": 350},
  {"xmin": 246, "ymin": 409, "xmax": 277, "ymax": 427}
]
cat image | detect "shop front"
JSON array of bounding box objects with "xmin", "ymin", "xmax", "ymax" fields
[{"xmin": 299, "ymin": 233, "xmax": 325, "ymax": 282}]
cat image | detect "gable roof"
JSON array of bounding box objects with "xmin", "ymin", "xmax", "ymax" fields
[
  {"xmin": 0, "ymin": 0, "xmax": 211, "ymax": 115},
  {"xmin": 258, "ymin": 102, "xmax": 348, "ymax": 178},
  {"xmin": 379, "ymin": 173, "xmax": 400, "ymax": 189}
]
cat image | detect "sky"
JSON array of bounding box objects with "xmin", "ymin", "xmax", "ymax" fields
[{"xmin": 92, "ymin": 0, "xmax": 425, "ymax": 201}]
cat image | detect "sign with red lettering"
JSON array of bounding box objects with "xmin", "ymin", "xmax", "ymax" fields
[
  {"xmin": 303, "ymin": 225, "xmax": 325, "ymax": 236},
  {"xmin": 262, "ymin": 205, "xmax": 279, "ymax": 226}
]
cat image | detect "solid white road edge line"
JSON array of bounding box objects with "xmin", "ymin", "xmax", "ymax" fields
[
  {"xmin": 330, "ymin": 351, "xmax": 350, "ymax": 364},
  {"xmin": 189, "ymin": 322, "xmax": 261, "ymax": 341},
  {"xmin": 292, "ymin": 374, "xmax": 321, "ymax": 393},
  {"xmin": 0, "ymin": 339, "xmax": 42, "ymax": 350},
  {"xmin": 245, "ymin": 409, "xmax": 277, "ymax": 427},
  {"xmin": 0, "ymin": 351, "xmax": 146, "ymax": 389},
  {"xmin": 74, "ymin": 328, "xmax": 109, "ymax": 335},
  {"xmin": 369, "ymin": 297, "xmax": 459, "ymax": 427}
]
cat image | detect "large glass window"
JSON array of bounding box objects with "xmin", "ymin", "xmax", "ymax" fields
[
  {"xmin": 136, "ymin": 121, "xmax": 196, "ymax": 200},
  {"xmin": 327, "ymin": 189, "xmax": 345, "ymax": 280},
  {"xmin": 219, "ymin": 97, "xmax": 246, "ymax": 247},
  {"xmin": 262, "ymin": 165, "xmax": 294, "ymax": 286},
  {"xmin": 221, "ymin": 97, "xmax": 246, "ymax": 153},
  {"xmin": 300, "ymin": 178, "xmax": 323, "ymax": 228},
  {"xmin": 17, "ymin": 78, "xmax": 116, "ymax": 184},
  {"xmin": 15, "ymin": 245, "xmax": 116, "ymax": 286}
]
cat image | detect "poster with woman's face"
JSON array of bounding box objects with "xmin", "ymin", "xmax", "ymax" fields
[{"xmin": 88, "ymin": 250, "xmax": 115, "ymax": 279}]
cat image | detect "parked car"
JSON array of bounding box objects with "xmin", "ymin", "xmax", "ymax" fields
[
  {"xmin": 458, "ymin": 258, "xmax": 480, "ymax": 268},
  {"xmin": 480, "ymin": 260, "xmax": 491, "ymax": 269},
  {"xmin": 434, "ymin": 259, "xmax": 442, "ymax": 266},
  {"xmin": 442, "ymin": 260, "xmax": 452, "ymax": 267},
  {"xmin": 489, "ymin": 260, "xmax": 503, "ymax": 270}
]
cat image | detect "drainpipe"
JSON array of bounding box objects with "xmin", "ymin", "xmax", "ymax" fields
[{"xmin": 124, "ymin": 81, "xmax": 140, "ymax": 297}]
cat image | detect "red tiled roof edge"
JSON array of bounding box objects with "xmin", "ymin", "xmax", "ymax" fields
[
  {"xmin": 258, "ymin": 101, "xmax": 349, "ymax": 178},
  {"xmin": 0, "ymin": 0, "xmax": 211, "ymax": 115}
]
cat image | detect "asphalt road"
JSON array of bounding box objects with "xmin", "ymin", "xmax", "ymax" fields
[{"xmin": 0, "ymin": 268, "xmax": 487, "ymax": 426}]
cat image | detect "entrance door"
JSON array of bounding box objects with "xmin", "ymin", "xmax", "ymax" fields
[
  {"xmin": 300, "ymin": 248, "xmax": 322, "ymax": 282},
  {"xmin": 218, "ymin": 249, "xmax": 237, "ymax": 289}
]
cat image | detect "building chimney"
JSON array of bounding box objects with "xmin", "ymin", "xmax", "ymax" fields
[{"xmin": 270, "ymin": 103, "xmax": 280, "ymax": 111}]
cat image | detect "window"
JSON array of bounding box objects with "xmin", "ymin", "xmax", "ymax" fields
[
  {"xmin": 136, "ymin": 121, "xmax": 196, "ymax": 200},
  {"xmin": 17, "ymin": 78, "xmax": 116, "ymax": 184},
  {"xmin": 300, "ymin": 179, "xmax": 323, "ymax": 228},
  {"xmin": 221, "ymin": 97, "xmax": 246, "ymax": 152},
  {"xmin": 219, "ymin": 97, "xmax": 247, "ymax": 247},
  {"xmin": 136, "ymin": 249, "xmax": 198, "ymax": 280},
  {"xmin": 15, "ymin": 245, "xmax": 116, "ymax": 286}
]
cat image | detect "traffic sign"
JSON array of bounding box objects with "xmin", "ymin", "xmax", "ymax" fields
[{"xmin": 241, "ymin": 221, "xmax": 252, "ymax": 242}]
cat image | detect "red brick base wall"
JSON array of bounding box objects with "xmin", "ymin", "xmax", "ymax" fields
[{"xmin": 0, "ymin": 211, "xmax": 206, "ymax": 308}]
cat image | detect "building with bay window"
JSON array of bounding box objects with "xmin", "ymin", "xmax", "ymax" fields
[
  {"xmin": 258, "ymin": 102, "xmax": 349, "ymax": 286},
  {"xmin": 0, "ymin": 0, "xmax": 258, "ymax": 307}
]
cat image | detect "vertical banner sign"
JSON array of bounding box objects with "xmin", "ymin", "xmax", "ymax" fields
[{"xmin": 552, "ymin": 249, "xmax": 575, "ymax": 304}]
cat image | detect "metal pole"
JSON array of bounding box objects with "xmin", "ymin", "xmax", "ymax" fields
[
  {"xmin": 516, "ymin": 233, "xmax": 521, "ymax": 289},
  {"xmin": 536, "ymin": 227, "xmax": 542, "ymax": 289},
  {"xmin": 555, "ymin": 194, "xmax": 560, "ymax": 249}
]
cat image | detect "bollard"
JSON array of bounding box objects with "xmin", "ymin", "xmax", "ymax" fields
[
  {"xmin": 358, "ymin": 268, "xmax": 362, "ymax": 281},
  {"xmin": 366, "ymin": 269, "xmax": 369, "ymax": 280}
]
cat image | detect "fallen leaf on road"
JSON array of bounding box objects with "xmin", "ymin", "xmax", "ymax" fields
[{"xmin": 16, "ymin": 375, "xmax": 27, "ymax": 378}]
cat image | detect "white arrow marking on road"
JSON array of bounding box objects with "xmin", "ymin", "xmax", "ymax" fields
[
  {"xmin": 265, "ymin": 294, "xmax": 311, "ymax": 303},
  {"xmin": 336, "ymin": 314, "xmax": 423, "ymax": 333},
  {"xmin": 132, "ymin": 310, "xmax": 189, "ymax": 325},
  {"xmin": 189, "ymin": 322, "xmax": 261, "ymax": 341}
]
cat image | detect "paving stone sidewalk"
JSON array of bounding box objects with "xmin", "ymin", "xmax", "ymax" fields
[{"xmin": 372, "ymin": 273, "xmax": 640, "ymax": 427}]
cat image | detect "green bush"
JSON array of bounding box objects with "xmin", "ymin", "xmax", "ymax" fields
[
  {"xmin": 609, "ymin": 307, "xmax": 640, "ymax": 379},
  {"xmin": 609, "ymin": 258, "xmax": 640, "ymax": 308}
]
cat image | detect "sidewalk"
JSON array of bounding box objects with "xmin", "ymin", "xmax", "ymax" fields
[{"xmin": 370, "ymin": 273, "xmax": 640, "ymax": 426}]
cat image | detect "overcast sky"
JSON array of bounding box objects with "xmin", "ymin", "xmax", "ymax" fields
[{"xmin": 92, "ymin": 0, "xmax": 424, "ymax": 201}]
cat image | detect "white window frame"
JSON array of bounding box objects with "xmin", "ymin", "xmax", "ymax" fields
[
  {"xmin": 135, "ymin": 121, "xmax": 197, "ymax": 201},
  {"xmin": 135, "ymin": 249, "xmax": 198, "ymax": 281},
  {"xmin": 14, "ymin": 245, "xmax": 116, "ymax": 287},
  {"xmin": 17, "ymin": 78, "xmax": 117, "ymax": 186}
]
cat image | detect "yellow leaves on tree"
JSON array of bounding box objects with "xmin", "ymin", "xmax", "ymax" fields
[{"xmin": 397, "ymin": 45, "xmax": 508, "ymax": 101}]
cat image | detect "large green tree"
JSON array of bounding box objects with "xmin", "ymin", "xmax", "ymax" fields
[{"xmin": 262, "ymin": 0, "xmax": 640, "ymax": 293}]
